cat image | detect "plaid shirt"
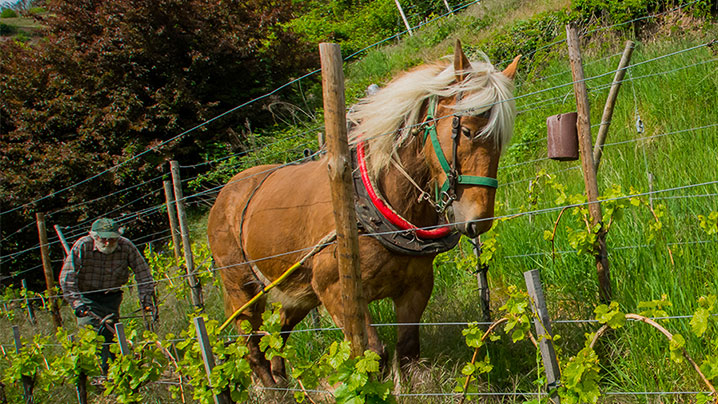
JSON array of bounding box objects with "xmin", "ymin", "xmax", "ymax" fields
[{"xmin": 60, "ymin": 235, "xmax": 155, "ymax": 310}]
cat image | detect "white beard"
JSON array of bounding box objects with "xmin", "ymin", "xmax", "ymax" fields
[{"xmin": 95, "ymin": 240, "xmax": 119, "ymax": 254}]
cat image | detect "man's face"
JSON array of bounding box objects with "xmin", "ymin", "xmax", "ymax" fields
[{"xmin": 91, "ymin": 233, "xmax": 119, "ymax": 254}]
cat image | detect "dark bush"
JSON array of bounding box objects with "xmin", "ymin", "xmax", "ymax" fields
[{"xmin": 0, "ymin": 22, "xmax": 16, "ymax": 35}]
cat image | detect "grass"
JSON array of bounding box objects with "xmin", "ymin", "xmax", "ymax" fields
[{"xmin": 0, "ymin": 1, "xmax": 716, "ymax": 402}]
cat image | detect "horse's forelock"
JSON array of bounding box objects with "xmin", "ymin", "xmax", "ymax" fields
[{"xmin": 348, "ymin": 58, "xmax": 515, "ymax": 177}]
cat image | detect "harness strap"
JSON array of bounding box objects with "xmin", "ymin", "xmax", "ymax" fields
[{"xmin": 423, "ymin": 97, "xmax": 499, "ymax": 207}]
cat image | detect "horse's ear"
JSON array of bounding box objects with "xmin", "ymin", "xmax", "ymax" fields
[
  {"xmin": 453, "ymin": 39, "xmax": 472, "ymax": 82},
  {"xmin": 502, "ymin": 55, "xmax": 522, "ymax": 80}
]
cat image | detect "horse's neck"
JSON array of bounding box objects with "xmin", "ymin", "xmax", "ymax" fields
[{"xmin": 375, "ymin": 139, "xmax": 439, "ymax": 227}]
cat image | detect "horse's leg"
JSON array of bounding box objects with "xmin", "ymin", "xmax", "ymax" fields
[
  {"xmin": 393, "ymin": 260, "xmax": 434, "ymax": 365},
  {"xmin": 310, "ymin": 251, "xmax": 386, "ymax": 360},
  {"xmin": 270, "ymin": 304, "xmax": 316, "ymax": 383},
  {"xmin": 210, "ymin": 222, "xmax": 276, "ymax": 386},
  {"xmin": 221, "ymin": 264, "xmax": 278, "ymax": 386}
]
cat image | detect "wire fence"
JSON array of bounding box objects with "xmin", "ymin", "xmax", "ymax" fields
[{"xmin": 0, "ymin": 1, "xmax": 716, "ymax": 401}]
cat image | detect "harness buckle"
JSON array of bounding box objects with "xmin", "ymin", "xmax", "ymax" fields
[{"xmin": 436, "ymin": 191, "xmax": 456, "ymax": 213}]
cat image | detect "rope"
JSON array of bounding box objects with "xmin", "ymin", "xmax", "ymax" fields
[{"xmin": 217, "ymin": 231, "xmax": 337, "ymax": 332}]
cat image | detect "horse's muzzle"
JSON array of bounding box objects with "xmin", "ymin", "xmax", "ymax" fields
[{"xmin": 464, "ymin": 219, "xmax": 493, "ymax": 239}]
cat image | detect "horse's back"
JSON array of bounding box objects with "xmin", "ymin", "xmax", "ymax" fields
[{"xmin": 208, "ymin": 160, "xmax": 334, "ymax": 280}]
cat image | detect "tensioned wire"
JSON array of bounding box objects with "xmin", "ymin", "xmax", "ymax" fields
[
  {"xmin": 2, "ymin": 36, "xmax": 713, "ymax": 264},
  {"xmin": 498, "ymin": 122, "xmax": 718, "ymax": 185},
  {"xmin": 0, "ymin": 0, "xmax": 487, "ymax": 220},
  {"xmin": 4, "ymin": 176, "xmax": 716, "ymax": 307},
  {"xmin": 3, "ymin": 31, "xmax": 711, "ymax": 229},
  {"xmin": 0, "ymin": 0, "xmax": 704, "ymax": 219},
  {"xmin": 3, "ymin": 103, "xmax": 714, "ymax": 262}
]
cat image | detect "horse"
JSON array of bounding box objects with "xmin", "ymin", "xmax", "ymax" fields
[{"xmin": 207, "ymin": 41, "xmax": 520, "ymax": 386}]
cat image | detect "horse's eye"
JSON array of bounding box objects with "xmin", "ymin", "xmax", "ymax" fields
[{"xmin": 461, "ymin": 127, "xmax": 473, "ymax": 138}]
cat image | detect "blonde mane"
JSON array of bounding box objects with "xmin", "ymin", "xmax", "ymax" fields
[{"xmin": 348, "ymin": 55, "xmax": 516, "ymax": 177}]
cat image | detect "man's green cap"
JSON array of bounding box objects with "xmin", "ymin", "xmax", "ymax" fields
[{"xmin": 91, "ymin": 218, "xmax": 121, "ymax": 238}]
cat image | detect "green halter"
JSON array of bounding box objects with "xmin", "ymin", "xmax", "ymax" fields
[{"xmin": 423, "ymin": 97, "xmax": 499, "ymax": 212}]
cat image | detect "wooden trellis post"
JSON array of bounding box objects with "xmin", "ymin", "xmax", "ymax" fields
[
  {"xmin": 20, "ymin": 280, "xmax": 35, "ymax": 324},
  {"xmin": 593, "ymin": 40, "xmax": 636, "ymax": 171},
  {"xmin": 12, "ymin": 326, "xmax": 35, "ymax": 404},
  {"xmin": 320, "ymin": 42, "xmax": 368, "ymax": 357},
  {"xmin": 35, "ymin": 212, "xmax": 63, "ymax": 328},
  {"xmin": 163, "ymin": 178, "xmax": 183, "ymax": 262},
  {"xmin": 170, "ymin": 161, "xmax": 204, "ymax": 309},
  {"xmin": 566, "ymin": 24, "xmax": 612, "ymax": 303}
]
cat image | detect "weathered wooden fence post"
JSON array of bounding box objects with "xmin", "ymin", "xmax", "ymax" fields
[
  {"xmin": 524, "ymin": 270, "xmax": 561, "ymax": 403},
  {"xmin": 35, "ymin": 212, "xmax": 63, "ymax": 328},
  {"xmin": 12, "ymin": 326, "xmax": 34, "ymax": 404},
  {"xmin": 194, "ymin": 317, "xmax": 232, "ymax": 404},
  {"xmin": 593, "ymin": 40, "xmax": 635, "ymax": 171},
  {"xmin": 115, "ymin": 323, "xmax": 131, "ymax": 356},
  {"xmin": 393, "ymin": 0, "xmax": 414, "ymax": 36},
  {"xmin": 53, "ymin": 225, "xmax": 71, "ymax": 256},
  {"xmin": 170, "ymin": 161, "xmax": 204, "ymax": 309},
  {"xmin": 20, "ymin": 280, "xmax": 35, "ymax": 325},
  {"xmin": 566, "ymin": 24, "xmax": 612, "ymax": 303},
  {"xmin": 163, "ymin": 178, "xmax": 183, "ymax": 262},
  {"xmin": 319, "ymin": 42, "xmax": 368, "ymax": 357}
]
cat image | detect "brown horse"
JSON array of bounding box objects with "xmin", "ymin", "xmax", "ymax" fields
[{"xmin": 207, "ymin": 42, "xmax": 519, "ymax": 386}]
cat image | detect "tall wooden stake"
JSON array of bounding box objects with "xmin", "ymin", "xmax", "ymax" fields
[
  {"xmin": 163, "ymin": 179, "xmax": 183, "ymax": 262},
  {"xmin": 12, "ymin": 326, "xmax": 35, "ymax": 404},
  {"xmin": 320, "ymin": 42, "xmax": 368, "ymax": 357},
  {"xmin": 53, "ymin": 225, "xmax": 71, "ymax": 256},
  {"xmin": 566, "ymin": 24, "xmax": 612, "ymax": 302},
  {"xmin": 593, "ymin": 40, "xmax": 635, "ymax": 171},
  {"xmin": 35, "ymin": 212, "xmax": 63, "ymax": 328},
  {"xmin": 21, "ymin": 280, "xmax": 35, "ymax": 324},
  {"xmin": 524, "ymin": 270, "xmax": 561, "ymax": 403},
  {"xmin": 170, "ymin": 161, "xmax": 204, "ymax": 309},
  {"xmin": 393, "ymin": 0, "xmax": 413, "ymax": 36}
]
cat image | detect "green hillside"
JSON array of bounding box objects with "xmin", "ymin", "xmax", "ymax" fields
[{"xmin": 0, "ymin": 0, "xmax": 716, "ymax": 402}]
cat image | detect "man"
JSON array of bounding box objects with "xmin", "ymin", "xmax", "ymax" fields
[{"xmin": 60, "ymin": 217, "xmax": 156, "ymax": 373}]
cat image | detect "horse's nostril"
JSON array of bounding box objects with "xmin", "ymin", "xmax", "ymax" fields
[{"xmin": 465, "ymin": 222, "xmax": 479, "ymax": 238}]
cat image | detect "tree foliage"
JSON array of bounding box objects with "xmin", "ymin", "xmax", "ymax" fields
[{"xmin": 0, "ymin": 0, "xmax": 316, "ymax": 281}]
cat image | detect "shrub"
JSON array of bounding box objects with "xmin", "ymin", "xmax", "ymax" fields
[
  {"xmin": 0, "ymin": 8, "xmax": 18, "ymax": 18},
  {"xmin": 0, "ymin": 22, "xmax": 16, "ymax": 35},
  {"xmin": 28, "ymin": 7, "xmax": 47, "ymax": 15}
]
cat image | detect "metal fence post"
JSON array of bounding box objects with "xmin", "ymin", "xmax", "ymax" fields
[{"xmin": 524, "ymin": 270, "xmax": 561, "ymax": 403}]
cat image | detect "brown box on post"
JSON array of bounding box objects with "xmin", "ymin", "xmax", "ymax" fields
[{"xmin": 547, "ymin": 112, "xmax": 579, "ymax": 161}]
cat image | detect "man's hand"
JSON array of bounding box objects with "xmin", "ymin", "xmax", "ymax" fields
[{"xmin": 75, "ymin": 305, "xmax": 90, "ymax": 317}]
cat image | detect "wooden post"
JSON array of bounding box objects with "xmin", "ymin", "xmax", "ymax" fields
[
  {"xmin": 593, "ymin": 40, "xmax": 635, "ymax": 171},
  {"xmin": 393, "ymin": 0, "xmax": 413, "ymax": 36},
  {"xmin": 20, "ymin": 280, "xmax": 35, "ymax": 324},
  {"xmin": 163, "ymin": 179, "xmax": 183, "ymax": 262},
  {"xmin": 170, "ymin": 161, "xmax": 204, "ymax": 309},
  {"xmin": 472, "ymin": 237, "xmax": 491, "ymax": 324},
  {"xmin": 320, "ymin": 42, "xmax": 368, "ymax": 357},
  {"xmin": 566, "ymin": 24, "xmax": 612, "ymax": 302},
  {"xmin": 115, "ymin": 323, "xmax": 130, "ymax": 356},
  {"xmin": 53, "ymin": 225, "xmax": 71, "ymax": 256},
  {"xmin": 12, "ymin": 326, "xmax": 35, "ymax": 404},
  {"xmin": 76, "ymin": 373, "xmax": 87, "ymax": 404},
  {"xmin": 523, "ymin": 270, "xmax": 561, "ymax": 402},
  {"xmin": 35, "ymin": 212, "xmax": 63, "ymax": 328},
  {"xmin": 194, "ymin": 317, "xmax": 232, "ymax": 404}
]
